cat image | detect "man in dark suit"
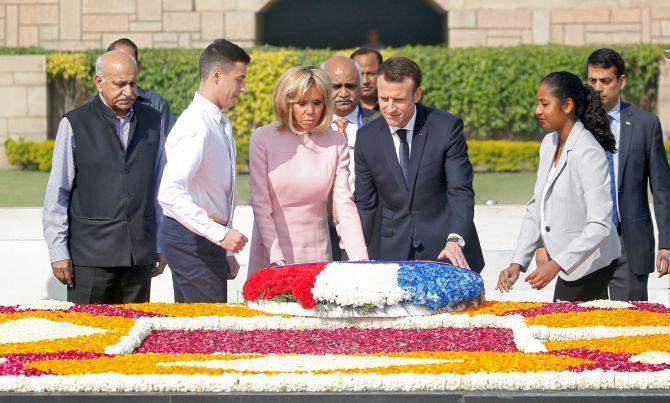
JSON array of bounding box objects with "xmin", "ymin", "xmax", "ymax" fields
[
  {"xmin": 354, "ymin": 57, "xmax": 484, "ymax": 272},
  {"xmin": 322, "ymin": 56, "xmax": 381, "ymax": 260},
  {"xmin": 588, "ymin": 48, "xmax": 670, "ymax": 299}
]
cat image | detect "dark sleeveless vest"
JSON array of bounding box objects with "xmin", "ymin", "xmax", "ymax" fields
[{"xmin": 64, "ymin": 95, "xmax": 161, "ymax": 267}]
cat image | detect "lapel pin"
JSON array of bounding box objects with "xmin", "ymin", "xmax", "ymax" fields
[
  {"xmin": 418, "ymin": 132, "xmax": 423, "ymax": 136},
  {"xmin": 625, "ymin": 121, "xmax": 631, "ymax": 126}
]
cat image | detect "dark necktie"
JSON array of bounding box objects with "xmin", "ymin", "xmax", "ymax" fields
[{"xmin": 397, "ymin": 129, "xmax": 409, "ymax": 188}]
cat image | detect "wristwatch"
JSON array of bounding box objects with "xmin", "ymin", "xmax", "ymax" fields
[
  {"xmin": 270, "ymin": 260, "xmax": 286, "ymax": 267},
  {"xmin": 447, "ymin": 236, "xmax": 465, "ymax": 248}
]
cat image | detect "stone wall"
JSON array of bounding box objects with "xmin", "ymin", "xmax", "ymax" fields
[
  {"xmin": 0, "ymin": 0, "xmax": 265, "ymax": 50},
  {"xmin": 0, "ymin": 1, "xmax": 669, "ymax": 50},
  {"xmin": 444, "ymin": 3, "xmax": 670, "ymax": 47},
  {"xmin": 0, "ymin": 55, "xmax": 47, "ymax": 168}
]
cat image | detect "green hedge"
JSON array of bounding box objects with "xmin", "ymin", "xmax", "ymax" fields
[
  {"xmin": 7, "ymin": 137, "xmax": 670, "ymax": 174},
  {"xmin": 4, "ymin": 139, "xmax": 54, "ymax": 171},
  {"xmin": 0, "ymin": 44, "xmax": 667, "ymax": 170}
]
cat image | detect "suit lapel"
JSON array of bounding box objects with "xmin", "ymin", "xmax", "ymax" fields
[
  {"xmin": 617, "ymin": 102, "xmax": 634, "ymax": 182},
  {"xmin": 408, "ymin": 104, "xmax": 428, "ymax": 194},
  {"xmin": 545, "ymin": 121, "xmax": 584, "ymax": 194},
  {"xmin": 379, "ymin": 123, "xmax": 409, "ymax": 192},
  {"xmin": 537, "ymin": 133, "xmax": 557, "ymax": 192}
]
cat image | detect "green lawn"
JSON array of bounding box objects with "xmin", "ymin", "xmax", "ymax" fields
[
  {"xmin": 0, "ymin": 170, "xmax": 535, "ymax": 207},
  {"xmin": 0, "ymin": 169, "xmax": 50, "ymax": 207}
]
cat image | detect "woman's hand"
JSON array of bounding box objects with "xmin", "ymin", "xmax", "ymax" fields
[
  {"xmin": 526, "ymin": 260, "xmax": 562, "ymax": 290},
  {"xmin": 496, "ymin": 264, "xmax": 522, "ymax": 293}
]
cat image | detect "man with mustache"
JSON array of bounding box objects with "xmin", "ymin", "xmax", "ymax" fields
[
  {"xmin": 43, "ymin": 50, "xmax": 166, "ymax": 303},
  {"xmin": 322, "ymin": 55, "xmax": 381, "ymax": 260},
  {"xmin": 351, "ymin": 48, "xmax": 383, "ymax": 111}
]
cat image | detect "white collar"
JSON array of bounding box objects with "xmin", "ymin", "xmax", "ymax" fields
[
  {"xmin": 333, "ymin": 106, "xmax": 360, "ymax": 125},
  {"xmin": 389, "ymin": 106, "xmax": 417, "ymax": 134},
  {"xmin": 193, "ymin": 91, "xmax": 227, "ymax": 123}
]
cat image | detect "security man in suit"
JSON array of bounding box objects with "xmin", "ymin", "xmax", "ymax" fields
[{"xmin": 322, "ymin": 56, "xmax": 381, "ymax": 260}]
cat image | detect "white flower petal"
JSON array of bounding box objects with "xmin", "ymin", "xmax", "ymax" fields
[
  {"xmin": 0, "ymin": 318, "xmax": 107, "ymax": 344},
  {"xmin": 159, "ymin": 355, "xmax": 459, "ymax": 372}
]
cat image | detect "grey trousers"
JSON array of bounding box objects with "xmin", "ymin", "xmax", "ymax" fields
[{"xmin": 608, "ymin": 235, "xmax": 649, "ymax": 301}]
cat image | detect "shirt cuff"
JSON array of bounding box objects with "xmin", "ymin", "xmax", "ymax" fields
[
  {"xmin": 206, "ymin": 224, "xmax": 230, "ymax": 247},
  {"xmin": 447, "ymin": 233, "xmax": 465, "ymax": 248},
  {"xmin": 49, "ymin": 245, "xmax": 71, "ymax": 263}
]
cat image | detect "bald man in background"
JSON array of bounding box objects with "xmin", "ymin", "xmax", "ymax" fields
[
  {"xmin": 322, "ymin": 56, "xmax": 381, "ymax": 260},
  {"xmin": 43, "ymin": 50, "xmax": 166, "ymax": 303}
]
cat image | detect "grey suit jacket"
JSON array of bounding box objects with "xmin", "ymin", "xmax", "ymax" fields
[{"xmin": 511, "ymin": 120, "xmax": 621, "ymax": 281}]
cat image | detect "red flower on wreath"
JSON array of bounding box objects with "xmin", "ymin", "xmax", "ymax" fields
[{"xmin": 242, "ymin": 262, "xmax": 326, "ymax": 309}]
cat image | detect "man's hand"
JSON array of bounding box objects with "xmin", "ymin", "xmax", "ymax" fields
[
  {"xmin": 437, "ymin": 241, "xmax": 470, "ymax": 269},
  {"xmin": 219, "ymin": 229, "xmax": 248, "ymax": 253},
  {"xmin": 657, "ymin": 249, "xmax": 670, "ymax": 277},
  {"xmin": 227, "ymin": 256, "xmax": 240, "ymax": 279},
  {"xmin": 153, "ymin": 253, "xmax": 167, "ymax": 277},
  {"xmin": 526, "ymin": 260, "xmax": 562, "ymax": 290},
  {"xmin": 496, "ymin": 264, "xmax": 522, "ymax": 293},
  {"xmin": 535, "ymin": 247, "xmax": 550, "ymax": 268},
  {"xmin": 51, "ymin": 259, "xmax": 73, "ymax": 287}
]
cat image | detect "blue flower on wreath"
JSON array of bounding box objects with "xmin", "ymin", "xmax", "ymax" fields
[{"xmin": 397, "ymin": 261, "xmax": 485, "ymax": 310}]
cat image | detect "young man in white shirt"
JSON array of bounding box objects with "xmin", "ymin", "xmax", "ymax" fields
[{"xmin": 157, "ymin": 39, "xmax": 250, "ymax": 302}]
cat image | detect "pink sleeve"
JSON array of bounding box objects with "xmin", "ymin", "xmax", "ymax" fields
[
  {"xmin": 333, "ymin": 137, "xmax": 369, "ymax": 260},
  {"xmin": 249, "ymin": 128, "xmax": 285, "ymax": 263}
]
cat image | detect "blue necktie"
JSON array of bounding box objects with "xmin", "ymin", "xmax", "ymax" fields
[{"xmin": 606, "ymin": 151, "xmax": 620, "ymax": 227}]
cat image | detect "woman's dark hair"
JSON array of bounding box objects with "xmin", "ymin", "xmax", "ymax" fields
[{"xmin": 540, "ymin": 71, "xmax": 616, "ymax": 153}]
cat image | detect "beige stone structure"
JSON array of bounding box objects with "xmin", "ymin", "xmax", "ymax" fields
[
  {"xmin": 0, "ymin": 1, "xmax": 669, "ymax": 49},
  {"xmin": 0, "ymin": 55, "xmax": 47, "ymax": 168},
  {"xmin": 441, "ymin": 0, "xmax": 670, "ymax": 47}
]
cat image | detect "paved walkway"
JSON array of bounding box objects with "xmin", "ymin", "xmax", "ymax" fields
[{"xmin": 1, "ymin": 206, "xmax": 667, "ymax": 304}]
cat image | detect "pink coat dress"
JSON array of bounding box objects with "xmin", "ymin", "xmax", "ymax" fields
[{"xmin": 247, "ymin": 122, "xmax": 368, "ymax": 276}]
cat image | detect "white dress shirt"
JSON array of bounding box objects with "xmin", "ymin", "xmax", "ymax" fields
[
  {"xmin": 158, "ymin": 92, "xmax": 238, "ymax": 248},
  {"xmin": 608, "ymin": 99, "xmax": 621, "ymax": 220},
  {"xmin": 330, "ymin": 106, "xmax": 361, "ymax": 191},
  {"xmin": 387, "ymin": 106, "xmax": 465, "ymax": 247}
]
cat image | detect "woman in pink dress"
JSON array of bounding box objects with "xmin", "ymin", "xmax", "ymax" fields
[{"xmin": 247, "ymin": 66, "xmax": 368, "ymax": 276}]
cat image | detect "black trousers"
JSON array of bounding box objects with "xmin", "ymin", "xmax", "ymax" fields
[
  {"xmin": 553, "ymin": 259, "xmax": 618, "ymax": 302},
  {"xmin": 67, "ymin": 264, "xmax": 152, "ymax": 304},
  {"xmin": 158, "ymin": 216, "xmax": 229, "ymax": 303}
]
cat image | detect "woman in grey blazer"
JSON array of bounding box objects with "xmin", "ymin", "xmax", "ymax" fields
[{"xmin": 497, "ymin": 72, "xmax": 621, "ymax": 302}]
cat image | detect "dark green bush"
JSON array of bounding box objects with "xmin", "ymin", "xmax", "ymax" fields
[{"xmin": 1, "ymin": 44, "xmax": 667, "ymax": 170}]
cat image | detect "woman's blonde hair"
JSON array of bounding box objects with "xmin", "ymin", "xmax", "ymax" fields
[{"xmin": 272, "ymin": 66, "xmax": 333, "ymax": 134}]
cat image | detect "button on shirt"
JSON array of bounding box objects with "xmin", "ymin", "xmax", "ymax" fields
[
  {"xmin": 330, "ymin": 106, "xmax": 360, "ymax": 191},
  {"xmin": 387, "ymin": 107, "xmax": 465, "ymax": 247},
  {"xmin": 608, "ymin": 99, "xmax": 622, "ymax": 220},
  {"xmin": 42, "ymin": 94, "xmax": 166, "ymax": 263},
  {"xmin": 157, "ymin": 92, "xmax": 237, "ymax": 247}
]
